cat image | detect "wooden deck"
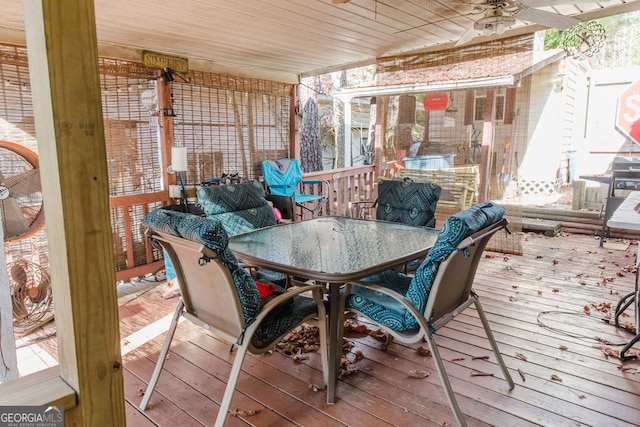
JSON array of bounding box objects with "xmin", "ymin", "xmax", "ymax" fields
[{"xmin": 18, "ymin": 230, "xmax": 640, "ymax": 426}]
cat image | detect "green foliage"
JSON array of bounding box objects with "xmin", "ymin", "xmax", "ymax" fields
[{"xmin": 544, "ymin": 29, "xmax": 564, "ymax": 50}]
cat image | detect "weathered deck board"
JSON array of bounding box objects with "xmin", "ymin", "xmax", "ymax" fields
[
  {"xmin": 123, "ymin": 231, "xmax": 640, "ymax": 426},
  {"xmin": 15, "ymin": 230, "xmax": 640, "ymax": 426}
]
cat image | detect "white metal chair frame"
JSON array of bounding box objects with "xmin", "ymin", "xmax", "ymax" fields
[
  {"xmin": 340, "ymin": 219, "xmax": 514, "ymax": 426},
  {"xmin": 139, "ymin": 229, "xmax": 329, "ymax": 427}
]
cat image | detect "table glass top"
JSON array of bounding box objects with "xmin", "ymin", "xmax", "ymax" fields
[{"xmin": 228, "ymin": 216, "xmax": 439, "ymax": 281}]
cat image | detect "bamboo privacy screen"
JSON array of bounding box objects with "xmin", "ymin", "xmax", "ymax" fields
[
  {"xmin": 0, "ymin": 44, "xmax": 295, "ymax": 274},
  {"xmin": 172, "ymin": 72, "xmax": 292, "ymax": 184}
]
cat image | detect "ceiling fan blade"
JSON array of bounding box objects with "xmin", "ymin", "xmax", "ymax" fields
[
  {"xmin": 456, "ymin": 25, "xmax": 480, "ymax": 46},
  {"xmin": 1, "ymin": 197, "xmax": 29, "ymax": 237},
  {"xmin": 522, "ymin": 0, "xmax": 610, "ymax": 7},
  {"xmin": 515, "ymin": 8, "xmax": 580, "ymax": 29}
]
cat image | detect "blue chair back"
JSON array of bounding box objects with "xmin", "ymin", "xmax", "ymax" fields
[{"xmin": 261, "ymin": 159, "xmax": 303, "ymax": 197}]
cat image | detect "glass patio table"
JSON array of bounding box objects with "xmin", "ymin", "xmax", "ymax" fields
[{"xmin": 228, "ymin": 216, "xmax": 440, "ymax": 403}]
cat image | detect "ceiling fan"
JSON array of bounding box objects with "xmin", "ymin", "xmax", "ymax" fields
[{"xmin": 455, "ymin": 0, "xmax": 608, "ymax": 46}]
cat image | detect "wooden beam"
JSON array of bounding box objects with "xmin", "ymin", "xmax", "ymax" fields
[
  {"xmin": 22, "ymin": 1, "xmax": 125, "ymax": 425},
  {"xmin": 479, "ymin": 89, "xmax": 495, "ymax": 202}
]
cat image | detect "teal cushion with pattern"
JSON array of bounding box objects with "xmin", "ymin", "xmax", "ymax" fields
[
  {"xmin": 346, "ymin": 201, "xmax": 506, "ymax": 331},
  {"xmin": 197, "ymin": 182, "xmax": 276, "ymax": 236},
  {"xmin": 376, "ymin": 179, "xmax": 442, "ymax": 228},
  {"xmin": 142, "ymin": 208, "xmax": 318, "ymax": 346}
]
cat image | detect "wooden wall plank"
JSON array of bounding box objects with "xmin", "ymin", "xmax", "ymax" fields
[{"xmin": 22, "ymin": 0, "xmax": 125, "ymax": 425}]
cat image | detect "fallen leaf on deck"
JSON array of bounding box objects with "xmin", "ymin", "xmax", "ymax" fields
[
  {"xmin": 536, "ymin": 277, "xmax": 542, "ymax": 281},
  {"xmin": 550, "ymin": 374, "xmax": 562, "ymax": 382},
  {"xmin": 417, "ymin": 346, "xmax": 431, "ymax": 357},
  {"xmin": 485, "ymin": 253, "xmax": 497, "ymax": 259},
  {"xmin": 451, "ymin": 357, "xmax": 465, "ymax": 362},
  {"xmin": 308, "ymin": 383, "xmax": 325, "ymax": 392},
  {"xmin": 292, "ymin": 348, "xmax": 308, "ymax": 362},
  {"xmin": 583, "ymin": 305, "xmax": 590, "ymax": 314},
  {"xmin": 230, "ymin": 408, "xmax": 261, "ymax": 417},
  {"xmin": 536, "ymin": 255, "xmax": 543, "ymax": 259},
  {"xmin": 537, "ymin": 290, "xmax": 543, "ymax": 295},
  {"xmin": 617, "ymin": 365, "xmax": 638, "ymax": 374},
  {"xmin": 559, "ymin": 345, "xmax": 568, "ymax": 351},
  {"xmin": 552, "ymin": 259, "xmax": 559, "ymax": 265},
  {"xmin": 512, "ymin": 285, "xmax": 518, "ymax": 289},
  {"xmin": 515, "ymin": 353, "xmax": 527, "ymax": 361},
  {"xmin": 409, "ymin": 370, "xmax": 429, "ymax": 379},
  {"xmin": 470, "ymin": 370, "xmax": 494, "ymax": 377},
  {"xmin": 552, "ymin": 288, "xmax": 559, "ymax": 293},
  {"xmin": 368, "ymin": 329, "xmax": 388, "ymax": 341},
  {"xmin": 518, "ymin": 369, "xmax": 526, "ymax": 382},
  {"xmin": 472, "ymin": 355, "xmax": 490, "ymax": 360}
]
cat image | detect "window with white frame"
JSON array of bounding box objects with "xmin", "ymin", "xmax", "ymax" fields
[{"xmin": 474, "ymin": 89, "xmax": 506, "ymax": 121}]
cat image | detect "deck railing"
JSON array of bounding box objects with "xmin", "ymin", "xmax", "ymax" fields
[
  {"xmin": 110, "ymin": 165, "xmax": 380, "ymax": 281},
  {"xmin": 302, "ymin": 164, "xmax": 377, "ymax": 218},
  {"xmin": 110, "ymin": 191, "xmax": 167, "ymax": 282}
]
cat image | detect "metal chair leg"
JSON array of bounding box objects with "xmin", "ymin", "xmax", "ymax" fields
[
  {"xmin": 139, "ymin": 300, "xmax": 184, "ymax": 411},
  {"xmin": 473, "ymin": 295, "xmax": 515, "ymax": 390}
]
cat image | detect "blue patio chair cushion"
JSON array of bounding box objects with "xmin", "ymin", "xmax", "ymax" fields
[
  {"xmin": 376, "ymin": 179, "xmax": 442, "ymax": 228},
  {"xmin": 142, "ymin": 208, "xmax": 318, "ymax": 346},
  {"xmin": 197, "ymin": 182, "xmax": 277, "ymax": 236},
  {"xmin": 347, "ymin": 201, "xmax": 506, "ymax": 331},
  {"xmin": 261, "ymin": 159, "xmax": 324, "ymax": 202}
]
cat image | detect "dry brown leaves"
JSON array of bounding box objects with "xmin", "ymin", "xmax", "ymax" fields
[
  {"xmin": 472, "ymin": 355, "xmax": 489, "ymax": 360},
  {"xmin": 550, "ymin": 374, "xmax": 562, "ymax": 382},
  {"xmin": 409, "ymin": 370, "xmax": 429, "ymax": 379},
  {"xmin": 276, "ymin": 324, "xmax": 322, "ymax": 359},
  {"xmin": 417, "ymin": 346, "xmax": 431, "ymax": 357},
  {"xmin": 517, "ymin": 369, "xmax": 526, "ymax": 382},
  {"xmin": 230, "ymin": 407, "xmax": 261, "ymax": 417},
  {"xmin": 515, "ymin": 353, "xmax": 527, "ymax": 361},
  {"xmin": 470, "ymin": 370, "xmax": 494, "ymax": 377},
  {"xmin": 618, "ymin": 365, "xmax": 638, "ymax": 374}
]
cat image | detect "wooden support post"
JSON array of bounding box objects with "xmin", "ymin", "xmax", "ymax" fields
[
  {"xmin": 479, "ymin": 90, "xmax": 495, "ymax": 202},
  {"xmin": 23, "ymin": 1, "xmax": 125, "ymax": 424}
]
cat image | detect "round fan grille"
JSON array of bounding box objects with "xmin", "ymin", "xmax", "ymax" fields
[
  {"xmin": 10, "ymin": 259, "xmax": 52, "ymax": 329},
  {"xmin": 0, "ymin": 141, "xmax": 44, "ymax": 242}
]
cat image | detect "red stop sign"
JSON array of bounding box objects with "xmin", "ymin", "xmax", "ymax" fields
[{"xmin": 616, "ymin": 80, "xmax": 640, "ymax": 145}]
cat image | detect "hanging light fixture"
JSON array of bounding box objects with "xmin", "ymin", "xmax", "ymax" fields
[{"xmin": 474, "ymin": 9, "xmax": 516, "ymax": 36}]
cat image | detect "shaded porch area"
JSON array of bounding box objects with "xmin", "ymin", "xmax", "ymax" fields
[{"xmin": 20, "ymin": 230, "xmax": 640, "ymax": 426}]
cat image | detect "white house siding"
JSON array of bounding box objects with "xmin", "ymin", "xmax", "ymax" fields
[
  {"xmin": 519, "ymin": 62, "xmax": 565, "ymax": 188},
  {"xmin": 574, "ymin": 67, "xmax": 640, "ymax": 179}
]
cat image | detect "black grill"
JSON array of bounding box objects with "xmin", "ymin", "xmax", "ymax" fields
[
  {"xmin": 600, "ymin": 157, "xmax": 640, "ymax": 245},
  {"xmin": 612, "ymin": 157, "xmax": 640, "ymax": 190}
]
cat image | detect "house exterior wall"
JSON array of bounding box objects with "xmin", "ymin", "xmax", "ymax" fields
[{"xmin": 573, "ymin": 66, "xmax": 640, "ymax": 179}]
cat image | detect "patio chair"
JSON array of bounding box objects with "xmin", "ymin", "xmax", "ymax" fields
[
  {"xmin": 352, "ymin": 178, "xmax": 442, "ymax": 271},
  {"xmin": 139, "ymin": 208, "xmax": 328, "ymax": 427},
  {"xmin": 197, "ymin": 181, "xmax": 287, "ymax": 284},
  {"xmin": 340, "ymin": 201, "xmax": 514, "ymax": 426},
  {"xmin": 261, "ymin": 159, "xmax": 328, "ymax": 219},
  {"xmin": 352, "ymin": 178, "xmax": 442, "ymax": 228}
]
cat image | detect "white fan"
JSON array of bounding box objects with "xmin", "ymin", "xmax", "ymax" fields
[{"xmin": 456, "ymin": 0, "xmax": 608, "ymax": 46}]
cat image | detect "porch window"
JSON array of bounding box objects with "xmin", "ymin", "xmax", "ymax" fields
[{"xmin": 473, "ymin": 90, "xmax": 506, "ymax": 121}]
